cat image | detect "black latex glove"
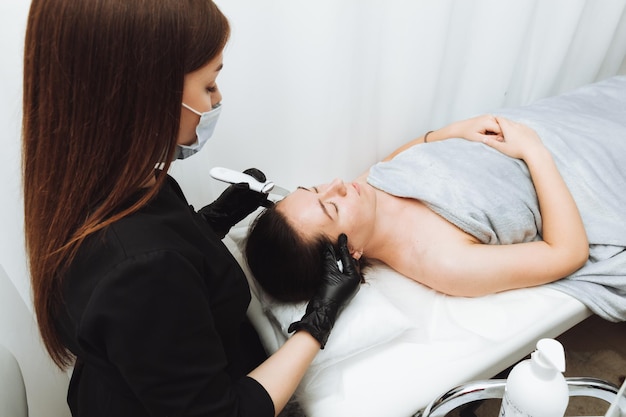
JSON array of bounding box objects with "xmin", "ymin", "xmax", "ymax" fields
[
  {"xmin": 288, "ymin": 233, "xmax": 362, "ymax": 348},
  {"xmin": 199, "ymin": 168, "xmax": 273, "ymax": 239}
]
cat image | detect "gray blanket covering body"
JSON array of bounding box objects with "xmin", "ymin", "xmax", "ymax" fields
[{"xmin": 367, "ymin": 76, "xmax": 626, "ymax": 321}]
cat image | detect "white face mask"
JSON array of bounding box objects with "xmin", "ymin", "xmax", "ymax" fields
[{"xmin": 176, "ymin": 102, "xmax": 222, "ymax": 159}]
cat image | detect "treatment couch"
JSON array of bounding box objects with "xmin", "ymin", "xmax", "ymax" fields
[{"xmin": 225, "ymin": 226, "xmax": 591, "ymax": 417}]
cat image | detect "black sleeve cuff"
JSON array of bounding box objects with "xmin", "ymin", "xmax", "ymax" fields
[{"xmin": 236, "ymin": 376, "xmax": 275, "ymax": 417}]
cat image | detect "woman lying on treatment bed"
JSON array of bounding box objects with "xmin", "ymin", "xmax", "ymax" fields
[
  {"xmin": 245, "ymin": 76, "xmax": 626, "ymax": 322},
  {"xmin": 247, "ymin": 116, "xmax": 588, "ymax": 296}
]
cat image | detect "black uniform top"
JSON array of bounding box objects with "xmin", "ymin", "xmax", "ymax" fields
[{"xmin": 56, "ymin": 174, "xmax": 274, "ymax": 417}]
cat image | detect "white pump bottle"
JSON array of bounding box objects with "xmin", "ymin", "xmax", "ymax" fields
[{"xmin": 499, "ymin": 338, "xmax": 569, "ymax": 417}]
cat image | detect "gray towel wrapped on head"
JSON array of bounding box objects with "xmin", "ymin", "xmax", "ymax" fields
[{"xmin": 368, "ymin": 75, "xmax": 626, "ymax": 321}]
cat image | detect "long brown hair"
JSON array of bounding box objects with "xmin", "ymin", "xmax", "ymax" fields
[{"xmin": 22, "ymin": 0, "xmax": 229, "ymax": 369}]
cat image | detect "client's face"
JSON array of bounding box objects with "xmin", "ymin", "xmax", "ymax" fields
[{"xmin": 276, "ymin": 178, "xmax": 376, "ymax": 257}]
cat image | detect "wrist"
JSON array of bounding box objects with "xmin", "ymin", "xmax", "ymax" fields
[
  {"xmin": 522, "ymin": 144, "xmax": 552, "ymax": 166},
  {"xmin": 425, "ymin": 126, "xmax": 456, "ymax": 143},
  {"xmin": 290, "ymin": 328, "xmax": 323, "ymax": 349},
  {"xmin": 288, "ymin": 321, "xmax": 329, "ymax": 349},
  {"xmin": 288, "ymin": 301, "xmax": 337, "ymax": 349},
  {"xmin": 437, "ymin": 124, "xmax": 460, "ymax": 141}
]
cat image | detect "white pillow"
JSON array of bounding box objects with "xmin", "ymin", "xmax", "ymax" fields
[
  {"xmin": 262, "ymin": 283, "xmax": 413, "ymax": 369},
  {"xmin": 225, "ymin": 225, "xmax": 412, "ymax": 370}
]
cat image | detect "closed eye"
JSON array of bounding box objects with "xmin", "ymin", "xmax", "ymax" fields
[
  {"xmin": 296, "ymin": 186, "xmax": 336, "ymax": 220},
  {"xmin": 317, "ymin": 199, "xmax": 335, "ymax": 220}
]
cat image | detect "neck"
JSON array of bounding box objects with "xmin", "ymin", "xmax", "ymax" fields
[{"xmin": 362, "ymin": 189, "xmax": 410, "ymax": 262}]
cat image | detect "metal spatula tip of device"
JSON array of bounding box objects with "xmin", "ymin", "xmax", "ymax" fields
[{"xmin": 267, "ymin": 184, "xmax": 290, "ymax": 197}]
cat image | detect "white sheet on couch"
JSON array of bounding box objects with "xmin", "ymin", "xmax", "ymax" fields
[{"xmin": 224, "ymin": 229, "xmax": 590, "ymax": 417}]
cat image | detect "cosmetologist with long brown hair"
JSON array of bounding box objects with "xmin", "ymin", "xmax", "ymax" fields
[{"xmin": 21, "ymin": 1, "xmax": 362, "ymax": 416}]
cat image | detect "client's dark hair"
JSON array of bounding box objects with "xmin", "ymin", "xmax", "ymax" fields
[{"xmin": 245, "ymin": 206, "xmax": 331, "ymax": 302}]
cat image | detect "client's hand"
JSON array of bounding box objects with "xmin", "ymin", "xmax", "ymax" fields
[
  {"xmin": 483, "ymin": 117, "xmax": 545, "ymax": 161},
  {"xmin": 199, "ymin": 168, "xmax": 273, "ymax": 239},
  {"xmin": 445, "ymin": 114, "xmax": 504, "ymax": 143},
  {"xmin": 288, "ymin": 234, "xmax": 362, "ymax": 348}
]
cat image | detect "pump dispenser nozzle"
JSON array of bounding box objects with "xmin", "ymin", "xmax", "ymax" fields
[{"xmin": 533, "ymin": 338, "xmax": 566, "ymax": 373}]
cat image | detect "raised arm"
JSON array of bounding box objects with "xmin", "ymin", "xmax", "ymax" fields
[
  {"xmin": 382, "ymin": 115, "xmax": 503, "ymax": 161},
  {"xmin": 430, "ymin": 117, "xmax": 589, "ymax": 296}
]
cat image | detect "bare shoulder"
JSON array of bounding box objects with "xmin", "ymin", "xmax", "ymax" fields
[{"xmin": 379, "ymin": 197, "xmax": 478, "ymax": 290}]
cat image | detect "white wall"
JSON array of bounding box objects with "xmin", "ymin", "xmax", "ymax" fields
[
  {"xmin": 1, "ymin": 1, "xmax": 626, "ymax": 416},
  {"xmin": 0, "ymin": 0, "xmax": 30, "ymax": 305},
  {"xmin": 1, "ymin": 3, "xmax": 72, "ymax": 416}
]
